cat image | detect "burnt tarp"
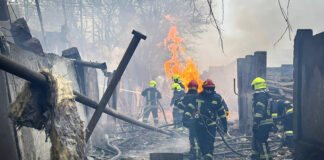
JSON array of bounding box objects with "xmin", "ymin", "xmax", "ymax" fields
[{"xmin": 293, "ymin": 29, "xmax": 324, "ymax": 159}]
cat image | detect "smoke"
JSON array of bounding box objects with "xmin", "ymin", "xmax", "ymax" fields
[
  {"xmin": 13, "ymin": 0, "xmax": 324, "ymax": 151},
  {"xmin": 193, "ymin": 0, "xmax": 324, "ymax": 69},
  {"xmin": 189, "ymin": 0, "xmax": 324, "ymax": 121}
]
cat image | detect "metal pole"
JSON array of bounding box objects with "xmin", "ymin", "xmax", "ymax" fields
[
  {"xmin": 74, "ymin": 92, "xmax": 171, "ymax": 136},
  {"xmin": 0, "ymin": 54, "xmax": 172, "ymax": 136},
  {"xmin": 233, "ymin": 78, "xmax": 238, "ymax": 96},
  {"xmin": 86, "ymin": 30, "xmax": 146, "ymax": 141},
  {"xmin": 74, "ymin": 60, "xmax": 107, "ymax": 71}
]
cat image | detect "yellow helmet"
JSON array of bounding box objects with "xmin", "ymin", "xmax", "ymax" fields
[
  {"xmin": 150, "ymin": 80, "xmax": 157, "ymax": 87},
  {"xmin": 251, "ymin": 77, "xmax": 267, "ymax": 90},
  {"xmin": 172, "ymin": 74, "xmax": 181, "ymax": 81},
  {"xmin": 172, "ymin": 83, "xmax": 181, "ymax": 91}
]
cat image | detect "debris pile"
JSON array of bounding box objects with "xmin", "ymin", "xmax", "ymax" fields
[
  {"xmin": 9, "ymin": 70, "xmax": 85, "ymax": 160},
  {"xmin": 87, "ymin": 121, "xmax": 293, "ymax": 160}
]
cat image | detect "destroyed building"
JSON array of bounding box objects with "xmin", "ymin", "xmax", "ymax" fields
[{"xmin": 0, "ymin": 0, "xmax": 324, "ymax": 160}]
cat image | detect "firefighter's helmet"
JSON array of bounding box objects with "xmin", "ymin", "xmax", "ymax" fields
[
  {"xmin": 188, "ymin": 80, "xmax": 198, "ymax": 90},
  {"xmin": 150, "ymin": 80, "xmax": 157, "ymax": 87},
  {"xmin": 251, "ymin": 77, "xmax": 267, "ymax": 90},
  {"xmin": 172, "ymin": 74, "xmax": 181, "ymax": 81},
  {"xmin": 202, "ymin": 79, "xmax": 215, "ymax": 88}
]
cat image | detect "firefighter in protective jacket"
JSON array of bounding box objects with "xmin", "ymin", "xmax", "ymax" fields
[
  {"xmin": 251, "ymin": 77, "xmax": 273, "ymax": 160},
  {"xmin": 195, "ymin": 79, "xmax": 227, "ymax": 160},
  {"xmin": 170, "ymin": 74, "xmax": 186, "ymax": 130},
  {"xmin": 141, "ymin": 80, "xmax": 161, "ymax": 125},
  {"xmin": 177, "ymin": 80, "xmax": 200, "ymax": 159},
  {"xmin": 271, "ymin": 99, "xmax": 294, "ymax": 149}
]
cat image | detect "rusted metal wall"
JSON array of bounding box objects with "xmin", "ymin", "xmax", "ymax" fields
[
  {"xmin": 236, "ymin": 51, "xmax": 267, "ymax": 135},
  {"xmin": 293, "ymin": 29, "xmax": 324, "ymax": 159}
]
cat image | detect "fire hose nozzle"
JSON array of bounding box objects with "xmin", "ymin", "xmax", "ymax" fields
[{"xmin": 132, "ymin": 30, "xmax": 147, "ymax": 40}]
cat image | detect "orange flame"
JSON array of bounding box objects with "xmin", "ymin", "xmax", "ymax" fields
[
  {"xmin": 163, "ymin": 26, "xmax": 203, "ymax": 92},
  {"xmin": 164, "ymin": 14, "xmax": 178, "ymax": 24}
]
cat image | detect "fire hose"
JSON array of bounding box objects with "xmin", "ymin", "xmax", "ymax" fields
[
  {"xmin": 161, "ymin": 119, "xmax": 250, "ymax": 157},
  {"xmin": 157, "ymin": 101, "xmax": 168, "ymax": 124},
  {"xmin": 216, "ymin": 128, "xmax": 249, "ymax": 157}
]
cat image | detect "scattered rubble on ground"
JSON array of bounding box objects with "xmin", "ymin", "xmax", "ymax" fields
[{"xmin": 86, "ymin": 121, "xmax": 293, "ymax": 160}]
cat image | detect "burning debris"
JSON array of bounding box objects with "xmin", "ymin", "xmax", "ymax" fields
[{"xmin": 9, "ymin": 70, "xmax": 86, "ymax": 160}]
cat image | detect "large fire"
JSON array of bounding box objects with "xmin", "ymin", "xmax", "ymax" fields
[{"xmin": 163, "ymin": 25, "xmax": 203, "ymax": 92}]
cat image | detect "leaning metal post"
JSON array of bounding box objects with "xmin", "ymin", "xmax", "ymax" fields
[{"xmin": 85, "ymin": 30, "xmax": 147, "ymax": 141}]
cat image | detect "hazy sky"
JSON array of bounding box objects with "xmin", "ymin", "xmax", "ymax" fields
[{"xmin": 192, "ymin": 0, "xmax": 324, "ymax": 71}]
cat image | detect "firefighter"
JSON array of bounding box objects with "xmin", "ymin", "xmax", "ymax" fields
[
  {"xmin": 251, "ymin": 77, "xmax": 273, "ymax": 160},
  {"xmin": 177, "ymin": 80, "xmax": 200, "ymax": 159},
  {"xmin": 170, "ymin": 74, "xmax": 185, "ymax": 131},
  {"xmin": 195, "ymin": 79, "xmax": 227, "ymax": 160},
  {"xmin": 272, "ymin": 99, "xmax": 294, "ymax": 149},
  {"xmin": 213, "ymin": 90, "xmax": 230, "ymax": 118},
  {"xmin": 141, "ymin": 80, "xmax": 162, "ymax": 125}
]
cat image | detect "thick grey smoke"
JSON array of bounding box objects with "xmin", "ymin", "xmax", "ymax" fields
[
  {"xmin": 189, "ymin": 0, "xmax": 324, "ymax": 121},
  {"xmin": 193, "ymin": 0, "xmax": 324, "ymax": 69}
]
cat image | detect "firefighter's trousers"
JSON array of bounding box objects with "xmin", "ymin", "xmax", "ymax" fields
[
  {"xmin": 142, "ymin": 106, "xmax": 158, "ymax": 125},
  {"xmin": 283, "ymin": 130, "xmax": 294, "ymax": 149},
  {"xmin": 252, "ymin": 125, "xmax": 272, "ymax": 160},
  {"xmin": 283, "ymin": 116, "xmax": 294, "ymax": 149},
  {"xmin": 172, "ymin": 107, "xmax": 184, "ymax": 130},
  {"xmin": 196, "ymin": 124, "xmax": 216, "ymax": 160},
  {"xmin": 187, "ymin": 123, "xmax": 200, "ymax": 159}
]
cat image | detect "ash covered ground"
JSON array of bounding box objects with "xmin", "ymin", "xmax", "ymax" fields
[{"xmin": 87, "ymin": 121, "xmax": 293, "ymax": 160}]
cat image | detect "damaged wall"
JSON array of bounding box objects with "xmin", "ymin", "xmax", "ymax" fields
[
  {"xmin": 236, "ymin": 51, "xmax": 267, "ymax": 135},
  {"xmin": 0, "ymin": 18, "xmax": 99, "ymax": 160},
  {"xmin": 293, "ymin": 29, "xmax": 324, "ymax": 160}
]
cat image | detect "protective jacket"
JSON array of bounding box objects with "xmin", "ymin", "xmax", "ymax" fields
[
  {"xmin": 178, "ymin": 89, "xmax": 199, "ymax": 127},
  {"xmin": 251, "ymin": 89, "xmax": 273, "ymax": 160},
  {"xmin": 213, "ymin": 91, "xmax": 229, "ymax": 116},
  {"xmin": 141, "ymin": 87, "xmax": 161, "ymax": 106},
  {"xmin": 170, "ymin": 83, "xmax": 185, "ymax": 107},
  {"xmin": 195, "ymin": 91, "xmax": 227, "ymax": 160},
  {"xmin": 197, "ymin": 91, "xmax": 227, "ymax": 131},
  {"xmin": 272, "ymin": 99, "xmax": 294, "ymax": 148},
  {"xmin": 252, "ymin": 90, "xmax": 273, "ymax": 128}
]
